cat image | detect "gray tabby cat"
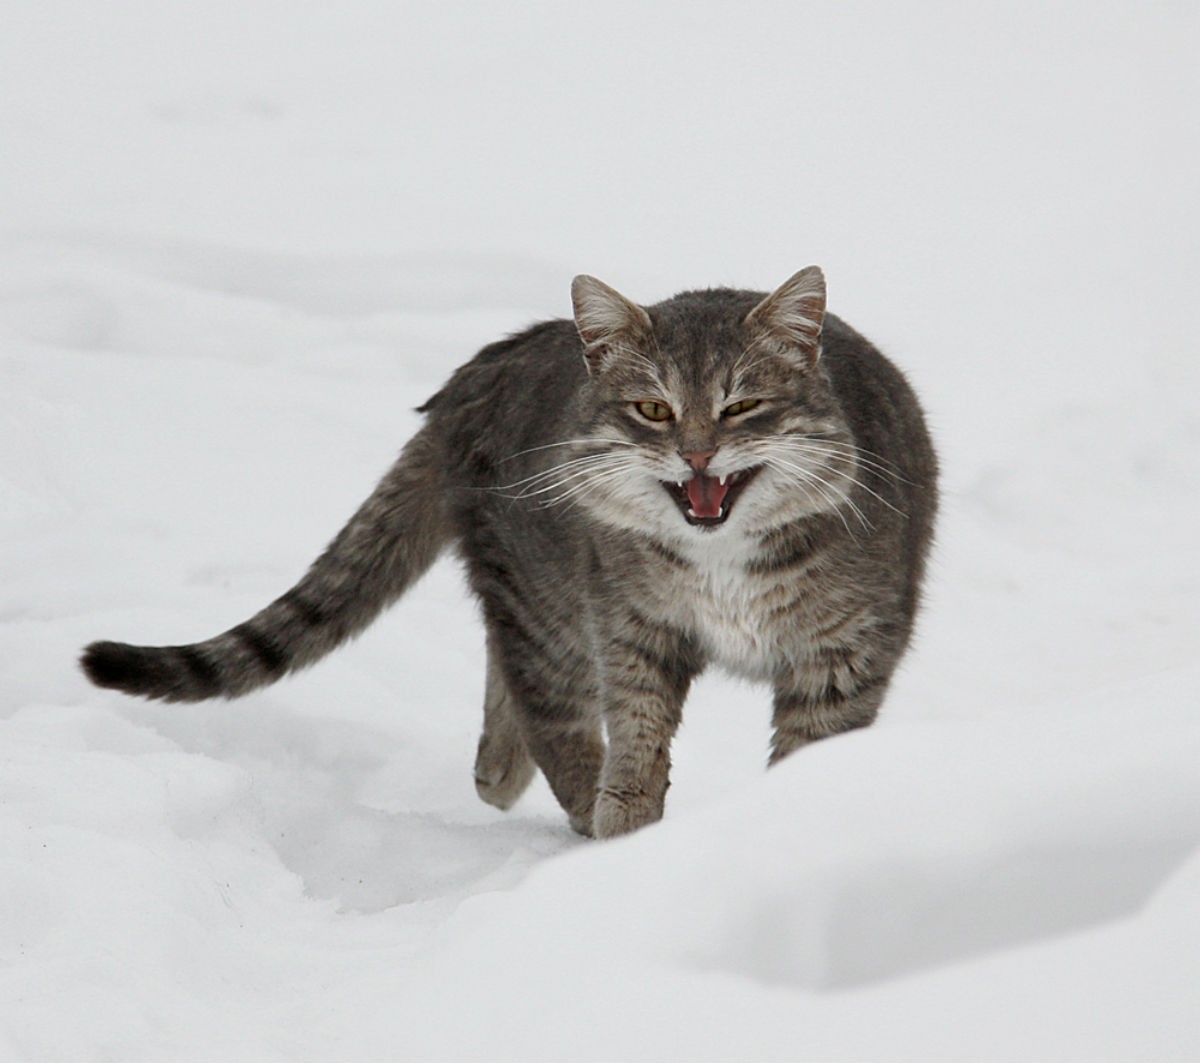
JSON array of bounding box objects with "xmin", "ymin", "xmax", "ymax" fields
[{"xmin": 82, "ymin": 267, "xmax": 937, "ymax": 838}]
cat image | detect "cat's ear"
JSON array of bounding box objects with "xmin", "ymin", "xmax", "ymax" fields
[
  {"xmin": 744, "ymin": 266, "xmax": 826, "ymax": 367},
  {"xmin": 571, "ymin": 274, "xmax": 654, "ymax": 374}
]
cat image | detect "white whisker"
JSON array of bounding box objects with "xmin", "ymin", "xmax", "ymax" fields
[
  {"xmin": 495, "ymin": 452, "xmax": 638, "ymax": 499},
  {"xmin": 764, "ymin": 439, "xmax": 907, "ymax": 517},
  {"xmin": 498, "ymin": 438, "xmax": 637, "ymax": 464},
  {"xmin": 767, "ymin": 435, "xmax": 911, "ymax": 484},
  {"xmin": 532, "ymin": 462, "xmax": 641, "ymax": 511},
  {"xmin": 505, "ymin": 451, "xmax": 631, "ymax": 487},
  {"xmin": 762, "ymin": 454, "xmax": 871, "ymax": 536},
  {"xmin": 521, "ymin": 464, "xmax": 637, "ymax": 501}
]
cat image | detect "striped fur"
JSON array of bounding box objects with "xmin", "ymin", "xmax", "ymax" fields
[
  {"xmin": 82, "ymin": 268, "xmax": 938, "ymax": 838},
  {"xmin": 82, "ymin": 427, "xmax": 448, "ymax": 702}
]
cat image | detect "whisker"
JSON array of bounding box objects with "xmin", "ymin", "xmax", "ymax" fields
[
  {"xmin": 773, "ymin": 435, "xmax": 913, "ymax": 484},
  {"xmin": 498, "ymin": 438, "xmax": 637, "ymax": 464},
  {"xmin": 504, "ymin": 451, "xmax": 631, "ymax": 487},
  {"xmin": 762, "ymin": 455, "xmax": 871, "ymax": 535},
  {"xmin": 496, "ymin": 448, "xmax": 637, "ymax": 487},
  {"xmin": 764, "ymin": 440, "xmax": 907, "ymax": 516},
  {"xmin": 517, "ymin": 464, "xmax": 637, "ymax": 502},
  {"xmin": 494, "ymin": 453, "xmax": 638, "ymax": 498},
  {"xmin": 532, "ymin": 462, "xmax": 641, "ymax": 511},
  {"xmin": 514, "ymin": 450, "xmax": 640, "ymax": 494},
  {"xmin": 762, "ymin": 436, "xmax": 891, "ymax": 475},
  {"xmin": 536, "ymin": 473, "xmax": 627, "ymax": 509}
]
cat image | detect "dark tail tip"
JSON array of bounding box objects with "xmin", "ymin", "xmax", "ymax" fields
[
  {"xmin": 80, "ymin": 640, "xmax": 221, "ymax": 702},
  {"xmin": 81, "ymin": 640, "xmax": 144, "ymax": 689},
  {"xmin": 81, "ymin": 640, "xmax": 167, "ymax": 697}
]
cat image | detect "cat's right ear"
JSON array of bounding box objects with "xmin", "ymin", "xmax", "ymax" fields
[{"xmin": 571, "ymin": 275, "xmax": 654, "ymax": 375}]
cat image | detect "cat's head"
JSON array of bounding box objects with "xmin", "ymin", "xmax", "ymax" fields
[{"xmin": 564, "ymin": 268, "xmax": 861, "ymax": 541}]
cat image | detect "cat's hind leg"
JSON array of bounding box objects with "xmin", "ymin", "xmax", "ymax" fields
[{"xmin": 474, "ymin": 635, "xmax": 537, "ymax": 811}]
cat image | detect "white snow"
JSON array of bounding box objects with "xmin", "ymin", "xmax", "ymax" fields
[{"xmin": 3, "ymin": 2, "xmax": 1198, "ymax": 1060}]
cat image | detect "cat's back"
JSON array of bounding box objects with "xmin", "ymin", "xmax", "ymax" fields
[
  {"xmin": 817, "ymin": 312, "xmax": 939, "ymax": 619},
  {"xmin": 419, "ymin": 318, "xmax": 586, "ymax": 478},
  {"xmin": 820, "ymin": 313, "xmax": 937, "ymax": 487}
]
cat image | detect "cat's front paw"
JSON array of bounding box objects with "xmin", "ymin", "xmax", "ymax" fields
[{"xmin": 592, "ymin": 786, "xmax": 664, "ymax": 839}]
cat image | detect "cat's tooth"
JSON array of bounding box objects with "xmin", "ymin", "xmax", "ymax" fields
[
  {"xmin": 719, "ymin": 474, "xmax": 727, "ymax": 486},
  {"xmin": 687, "ymin": 507, "xmax": 698, "ymax": 518}
]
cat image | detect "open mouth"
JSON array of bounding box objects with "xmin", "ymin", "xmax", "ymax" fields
[{"xmin": 662, "ymin": 466, "xmax": 761, "ymax": 528}]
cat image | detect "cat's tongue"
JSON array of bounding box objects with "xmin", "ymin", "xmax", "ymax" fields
[{"xmin": 687, "ymin": 473, "xmax": 729, "ymax": 518}]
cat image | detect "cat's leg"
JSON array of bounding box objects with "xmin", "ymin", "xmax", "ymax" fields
[
  {"xmin": 592, "ymin": 622, "xmax": 697, "ymax": 839},
  {"xmin": 485, "ymin": 617, "xmax": 606, "ymax": 836},
  {"xmin": 521, "ymin": 718, "xmax": 607, "ymax": 837},
  {"xmin": 474, "ymin": 635, "xmax": 536, "ymax": 812},
  {"xmin": 769, "ymin": 655, "xmax": 891, "ymax": 764}
]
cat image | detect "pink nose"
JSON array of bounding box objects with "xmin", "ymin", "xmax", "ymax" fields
[{"xmin": 680, "ymin": 449, "xmax": 717, "ymax": 472}]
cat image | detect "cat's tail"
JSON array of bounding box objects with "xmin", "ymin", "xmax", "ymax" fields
[{"xmin": 80, "ymin": 426, "xmax": 450, "ymax": 702}]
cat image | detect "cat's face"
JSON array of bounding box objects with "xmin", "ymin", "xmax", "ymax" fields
[{"xmin": 563, "ymin": 269, "xmax": 863, "ymax": 543}]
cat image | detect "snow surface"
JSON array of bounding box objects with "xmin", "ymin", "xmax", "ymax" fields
[{"xmin": 3, "ymin": 2, "xmax": 1199, "ymax": 1060}]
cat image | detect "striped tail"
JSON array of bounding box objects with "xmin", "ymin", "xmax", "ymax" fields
[{"xmin": 81, "ymin": 427, "xmax": 450, "ymax": 702}]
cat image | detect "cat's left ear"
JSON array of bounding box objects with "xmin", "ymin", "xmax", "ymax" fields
[
  {"xmin": 744, "ymin": 266, "xmax": 826, "ymax": 367},
  {"xmin": 571, "ymin": 274, "xmax": 654, "ymax": 374}
]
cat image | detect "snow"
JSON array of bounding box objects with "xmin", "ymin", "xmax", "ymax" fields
[{"xmin": 3, "ymin": 2, "xmax": 1199, "ymax": 1059}]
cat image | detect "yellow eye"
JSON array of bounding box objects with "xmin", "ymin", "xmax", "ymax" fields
[
  {"xmin": 723, "ymin": 398, "xmax": 761, "ymax": 417},
  {"xmin": 634, "ymin": 400, "xmax": 674, "ymax": 422}
]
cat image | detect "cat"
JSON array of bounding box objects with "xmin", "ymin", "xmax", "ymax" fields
[{"xmin": 81, "ymin": 267, "xmax": 938, "ymax": 838}]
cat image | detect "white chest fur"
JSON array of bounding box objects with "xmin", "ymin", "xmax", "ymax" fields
[{"xmin": 673, "ymin": 534, "xmax": 780, "ymax": 680}]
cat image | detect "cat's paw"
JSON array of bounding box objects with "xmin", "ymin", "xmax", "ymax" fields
[
  {"xmin": 568, "ymin": 810, "xmax": 595, "ymax": 837},
  {"xmin": 592, "ymin": 787, "xmax": 664, "ymax": 839},
  {"xmin": 474, "ymin": 729, "xmax": 536, "ymax": 811}
]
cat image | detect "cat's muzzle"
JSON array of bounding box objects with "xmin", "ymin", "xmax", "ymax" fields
[{"xmin": 664, "ymin": 467, "xmax": 761, "ymax": 528}]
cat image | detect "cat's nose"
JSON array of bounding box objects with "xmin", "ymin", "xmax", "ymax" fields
[{"xmin": 680, "ymin": 448, "xmax": 718, "ymax": 472}]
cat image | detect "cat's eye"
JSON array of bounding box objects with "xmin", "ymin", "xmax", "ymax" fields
[
  {"xmin": 634, "ymin": 400, "xmax": 674, "ymax": 422},
  {"xmin": 722, "ymin": 398, "xmax": 762, "ymax": 418}
]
